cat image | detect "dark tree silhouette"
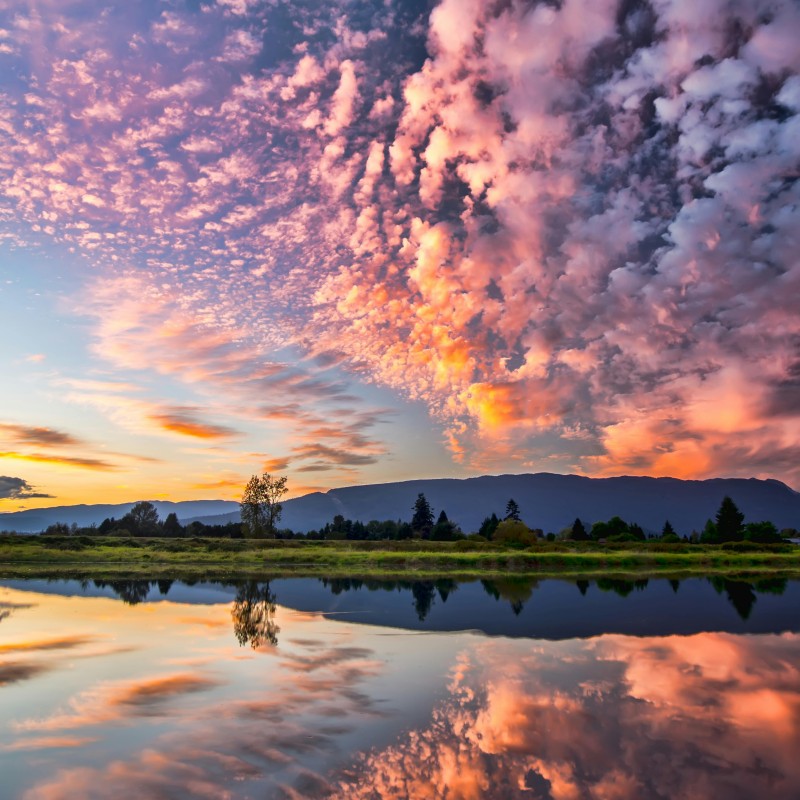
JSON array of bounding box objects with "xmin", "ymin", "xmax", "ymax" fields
[
  {"xmin": 411, "ymin": 493, "xmax": 434, "ymax": 537},
  {"xmin": 96, "ymin": 580, "xmax": 152, "ymax": 605},
  {"xmin": 432, "ymin": 510, "xmax": 459, "ymax": 540},
  {"xmin": 124, "ymin": 502, "xmax": 160, "ymax": 536},
  {"xmin": 661, "ymin": 519, "xmax": 677, "ymax": 538},
  {"xmin": 711, "ymin": 578, "xmax": 756, "ymax": 620},
  {"xmin": 411, "ymin": 582, "xmax": 436, "ymax": 620},
  {"xmin": 478, "ymin": 513, "xmax": 500, "ymax": 538},
  {"xmin": 232, "ymin": 581, "xmax": 280, "ymax": 647},
  {"xmin": 163, "ymin": 512, "xmax": 183, "ymax": 537},
  {"xmin": 571, "ymin": 518, "xmax": 588, "ymax": 541},
  {"xmin": 715, "ymin": 496, "xmax": 744, "ymax": 542},
  {"xmin": 504, "ymin": 498, "xmax": 521, "ymax": 522}
]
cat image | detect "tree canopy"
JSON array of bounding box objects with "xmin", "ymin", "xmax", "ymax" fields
[
  {"xmin": 240, "ymin": 473, "xmax": 288, "ymax": 538},
  {"xmin": 123, "ymin": 501, "xmax": 160, "ymax": 536}
]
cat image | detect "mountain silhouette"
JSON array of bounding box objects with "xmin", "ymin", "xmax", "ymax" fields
[{"xmin": 3, "ymin": 474, "xmax": 797, "ymax": 535}]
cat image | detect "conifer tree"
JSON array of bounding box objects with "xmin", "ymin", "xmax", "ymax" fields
[{"xmin": 504, "ymin": 498, "xmax": 521, "ymax": 521}]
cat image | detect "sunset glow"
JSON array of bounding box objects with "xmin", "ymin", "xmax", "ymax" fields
[{"xmin": 1, "ymin": 0, "xmax": 798, "ymax": 508}]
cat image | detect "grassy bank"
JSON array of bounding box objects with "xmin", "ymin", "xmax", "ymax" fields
[{"xmin": 1, "ymin": 534, "xmax": 799, "ymax": 581}]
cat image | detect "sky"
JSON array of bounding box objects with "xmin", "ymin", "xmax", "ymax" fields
[{"xmin": 0, "ymin": 0, "xmax": 798, "ymax": 509}]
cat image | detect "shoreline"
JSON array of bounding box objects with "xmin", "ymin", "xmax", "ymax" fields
[{"xmin": 2, "ymin": 536, "xmax": 799, "ymax": 581}]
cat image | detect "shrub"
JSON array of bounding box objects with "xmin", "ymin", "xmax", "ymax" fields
[{"xmin": 493, "ymin": 520, "xmax": 537, "ymax": 546}]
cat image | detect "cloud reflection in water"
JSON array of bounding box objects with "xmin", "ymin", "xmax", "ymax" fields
[
  {"xmin": 331, "ymin": 633, "xmax": 800, "ymax": 800},
  {"xmin": 2, "ymin": 584, "xmax": 799, "ymax": 799}
]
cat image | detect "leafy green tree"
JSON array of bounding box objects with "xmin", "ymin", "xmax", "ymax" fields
[
  {"xmin": 700, "ymin": 518, "xmax": 719, "ymax": 543},
  {"xmin": 715, "ymin": 496, "xmax": 744, "ymax": 542},
  {"xmin": 123, "ymin": 501, "xmax": 160, "ymax": 536},
  {"xmin": 504, "ymin": 498, "xmax": 521, "ymax": 522},
  {"xmin": 493, "ymin": 519, "xmax": 536, "ymax": 545},
  {"xmin": 744, "ymin": 521, "xmax": 781, "ymax": 544},
  {"xmin": 591, "ymin": 516, "xmax": 628, "ymax": 540},
  {"xmin": 44, "ymin": 522, "xmax": 71, "ymax": 536},
  {"xmin": 240, "ymin": 473, "xmax": 288, "ymax": 538},
  {"xmin": 411, "ymin": 493, "xmax": 434, "ymax": 537}
]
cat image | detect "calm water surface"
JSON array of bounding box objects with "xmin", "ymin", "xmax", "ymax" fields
[{"xmin": 1, "ymin": 576, "xmax": 799, "ymax": 799}]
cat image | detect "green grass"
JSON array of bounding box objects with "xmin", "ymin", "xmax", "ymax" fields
[{"xmin": 1, "ymin": 535, "xmax": 799, "ymax": 581}]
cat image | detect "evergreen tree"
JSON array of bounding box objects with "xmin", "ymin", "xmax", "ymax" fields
[
  {"xmin": 411, "ymin": 493, "xmax": 434, "ymax": 537},
  {"xmin": 478, "ymin": 513, "xmax": 500, "ymax": 538},
  {"xmin": 163, "ymin": 512, "xmax": 183, "ymax": 537},
  {"xmin": 661, "ymin": 520, "xmax": 676, "ymax": 538},
  {"xmin": 504, "ymin": 498, "xmax": 521, "ymax": 522},
  {"xmin": 571, "ymin": 517, "xmax": 588, "ymax": 541},
  {"xmin": 628, "ymin": 523, "xmax": 645, "ymax": 541},
  {"xmin": 432, "ymin": 510, "xmax": 457, "ymax": 541},
  {"xmin": 715, "ymin": 496, "xmax": 745, "ymax": 542}
]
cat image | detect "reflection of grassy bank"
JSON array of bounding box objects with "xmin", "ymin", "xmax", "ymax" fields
[{"xmin": 1, "ymin": 535, "xmax": 799, "ymax": 580}]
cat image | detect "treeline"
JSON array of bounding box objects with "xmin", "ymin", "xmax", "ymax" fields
[
  {"xmin": 41, "ymin": 501, "xmax": 243, "ymax": 539},
  {"xmin": 56, "ymin": 574, "xmax": 791, "ymax": 626},
  {"xmin": 34, "ymin": 494, "xmax": 798, "ymax": 544},
  {"xmin": 561, "ymin": 495, "xmax": 796, "ymax": 544}
]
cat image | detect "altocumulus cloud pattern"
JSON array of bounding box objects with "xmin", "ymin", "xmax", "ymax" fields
[{"xmin": 1, "ymin": 0, "xmax": 798, "ymax": 485}]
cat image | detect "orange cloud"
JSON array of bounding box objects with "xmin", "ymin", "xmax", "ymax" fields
[
  {"xmin": 0, "ymin": 424, "xmax": 82, "ymax": 448},
  {"xmin": 149, "ymin": 409, "xmax": 238, "ymax": 440},
  {"xmin": 0, "ymin": 452, "xmax": 117, "ymax": 471}
]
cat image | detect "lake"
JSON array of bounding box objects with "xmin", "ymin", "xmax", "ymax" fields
[{"xmin": 1, "ymin": 576, "xmax": 799, "ymax": 798}]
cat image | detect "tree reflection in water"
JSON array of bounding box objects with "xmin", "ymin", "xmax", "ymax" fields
[
  {"xmin": 481, "ymin": 578, "xmax": 539, "ymax": 615},
  {"xmin": 231, "ymin": 580, "xmax": 280, "ymax": 648},
  {"xmin": 71, "ymin": 573, "xmax": 791, "ymax": 630},
  {"xmin": 93, "ymin": 580, "xmax": 152, "ymax": 605}
]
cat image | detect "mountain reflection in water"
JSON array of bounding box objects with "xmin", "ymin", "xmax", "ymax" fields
[{"xmin": 1, "ymin": 578, "xmax": 798, "ymax": 799}]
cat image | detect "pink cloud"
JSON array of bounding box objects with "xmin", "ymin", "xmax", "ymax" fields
[{"xmin": 0, "ymin": 0, "xmax": 797, "ymax": 487}]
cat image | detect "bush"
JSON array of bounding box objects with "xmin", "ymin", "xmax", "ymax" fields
[{"xmin": 493, "ymin": 520, "xmax": 537, "ymax": 546}]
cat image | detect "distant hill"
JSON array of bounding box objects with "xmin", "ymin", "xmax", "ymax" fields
[
  {"xmin": 0, "ymin": 500, "xmax": 239, "ymax": 534},
  {"xmin": 2, "ymin": 474, "xmax": 798, "ymax": 536},
  {"xmin": 198, "ymin": 474, "xmax": 800, "ymax": 535}
]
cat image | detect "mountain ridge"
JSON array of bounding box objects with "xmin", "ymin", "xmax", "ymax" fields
[{"xmin": 2, "ymin": 473, "xmax": 798, "ymax": 535}]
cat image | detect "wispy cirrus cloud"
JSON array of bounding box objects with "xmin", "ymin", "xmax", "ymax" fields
[
  {"xmin": 0, "ymin": 424, "xmax": 81, "ymax": 448},
  {"xmin": 0, "ymin": 452, "xmax": 117, "ymax": 471},
  {"xmin": 148, "ymin": 408, "xmax": 238, "ymax": 440}
]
